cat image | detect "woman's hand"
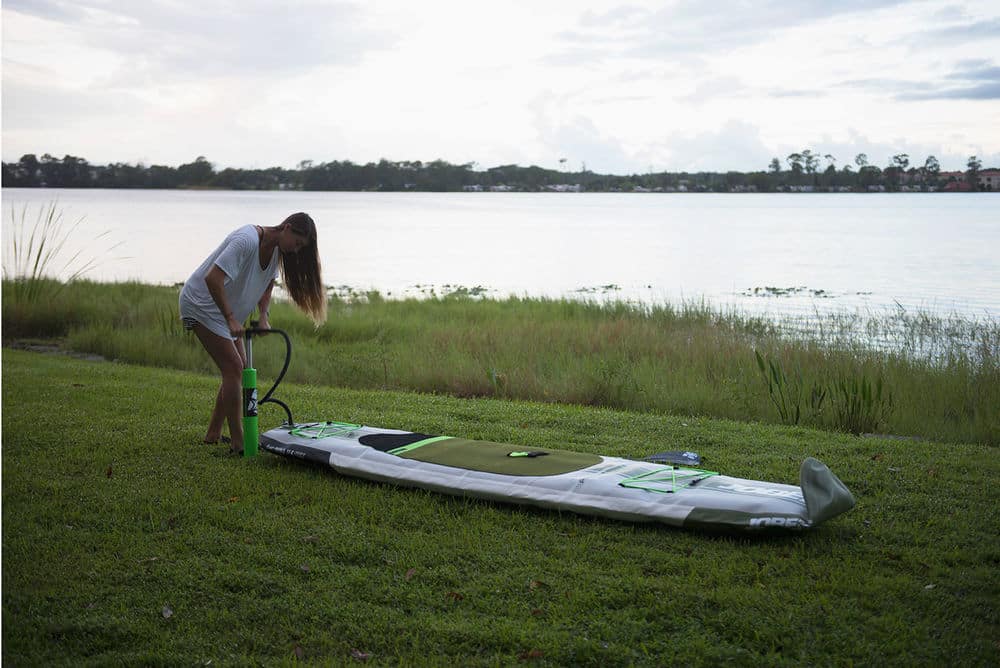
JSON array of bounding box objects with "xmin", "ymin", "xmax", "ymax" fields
[
  {"xmin": 257, "ymin": 313, "xmax": 271, "ymax": 334},
  {"xmin": 204, "ymin": 265, "xmax": 243, "ymax": 337},
  {"xmin": 227, "ymin": 315, "xmax": 244, "ymax": 337}
]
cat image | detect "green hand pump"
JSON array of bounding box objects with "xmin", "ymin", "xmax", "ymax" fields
[{"xmin": 243, "ymin": 322, "xmax": 295, "ymax": 458}]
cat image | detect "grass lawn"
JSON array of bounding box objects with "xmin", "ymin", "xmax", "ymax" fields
[{"xmin": 2, "ymin": 350, "xmax": 998, "ymax": 666}]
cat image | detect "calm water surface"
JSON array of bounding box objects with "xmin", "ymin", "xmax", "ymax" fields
[{"xmin": 3, "ymin": 188, "xmax": 998, "ymax": 322}]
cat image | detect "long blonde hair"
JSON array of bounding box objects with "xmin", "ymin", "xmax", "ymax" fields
[{"xmin": 278, "ymin": 212, "xmax": 327, "ymax": 325}]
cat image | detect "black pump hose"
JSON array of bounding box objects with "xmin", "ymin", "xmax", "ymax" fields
[{"xmin": 245, "ymin": 326, "xmax": 294, "ymax": 426}]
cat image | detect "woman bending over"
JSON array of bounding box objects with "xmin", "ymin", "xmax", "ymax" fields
[{"xmin": 179, "ymin": 212, "xmax": 327, "ymax": 453}]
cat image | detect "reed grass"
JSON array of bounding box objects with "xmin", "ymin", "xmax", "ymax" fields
[
  {"xmin": 1, "ymin": 201, "xmax": 123, "ymax": 337},
  {"xmin": 3, "ymin": 279, "xmax": 997, "ymax": 446}
]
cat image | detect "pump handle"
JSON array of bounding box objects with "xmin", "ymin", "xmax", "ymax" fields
[{"xmin": 243, "ymin": 323, "xmax": 294, "ymax": 426}]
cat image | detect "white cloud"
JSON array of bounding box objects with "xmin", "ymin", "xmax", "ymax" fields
[
  {"xmin": 653, "ymin": 120, "xmax": 774, "ymax": 173},
  {"xmin": 3, "ymin": 0, "xmax": 1000, "ymax": 172},
  {"xmin": 5, "ymin": 1, "xmax": 392, "ymax": 77}
]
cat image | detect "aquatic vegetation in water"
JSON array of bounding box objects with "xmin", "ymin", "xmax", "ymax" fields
[
  {"xmin": 742, "ymin": 285, "xmax": 834, "ymax": 298},
  {"xmin": 575, "ymin": 284, "xmax": 622, "ymax": 294},
  {"xmin": 408, "ymin": 283, "xmax": 492, "ymax": 299}
]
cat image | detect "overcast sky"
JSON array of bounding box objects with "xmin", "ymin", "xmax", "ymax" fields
[{"xmin": 3, "ymin": 0, "xmax": 999, "ymax": 174}]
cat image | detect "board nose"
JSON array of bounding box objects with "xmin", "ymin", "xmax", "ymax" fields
[{"xmin": 800, "ymin": 457, "xmax": 856, "ymax": 525}]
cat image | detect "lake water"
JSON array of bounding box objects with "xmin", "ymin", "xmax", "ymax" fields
[{"xmin": 2, "ymin": 188, "xmax": 998, "ymax": 325}]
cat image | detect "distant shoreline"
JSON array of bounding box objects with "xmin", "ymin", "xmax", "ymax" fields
[
  {"xmin": 3, "ymin": 154, "xmax": 996, "ymax": 193},
  {"xmin": 3, "ymin": 184, "xmax": 995, "ymax": 194}
]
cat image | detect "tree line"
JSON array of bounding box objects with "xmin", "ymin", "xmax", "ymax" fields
[
  {"xmin": 767, "ymin": 151, "xmax": 987, "ymax": 191},
  {"xmin": 1, "ymin": 152, "xmax": 993, "ymax": 192}
]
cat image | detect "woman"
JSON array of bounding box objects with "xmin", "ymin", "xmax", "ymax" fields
[{"xmin": 179, "ymin": 212, "xmax": 327, "ymax": 453}]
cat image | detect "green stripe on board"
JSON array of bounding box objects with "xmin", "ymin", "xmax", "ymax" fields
[{"xmin": 387, "ymin": 436, "xmax": 454, "ymax": 456}]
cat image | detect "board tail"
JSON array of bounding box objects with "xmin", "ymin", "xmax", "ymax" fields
[{"xmin": 800, "ymin": 458, "xmax": 855, "ymax": 526}]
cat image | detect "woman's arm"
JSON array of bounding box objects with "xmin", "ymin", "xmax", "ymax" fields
[
  {"xmin": 204, "ymin": 264, "xmax": 244, "ymax": 337},
  {"xmin": 257, "ymin": 280, "xmax": 275, "ymax": 330}
]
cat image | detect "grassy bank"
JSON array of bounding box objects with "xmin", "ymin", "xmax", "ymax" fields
[
  {"xmin": 3, "ymin": 279, "xmax": 998, "ymax": 445},
  {"xmin": 3, "ymin": 350, "xmax": 999, "ymax": 665}
]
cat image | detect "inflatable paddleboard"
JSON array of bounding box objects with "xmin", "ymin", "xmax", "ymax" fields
[{"xmin": 261, "ymin": 421, "xmax": 855, "ymax": 532}]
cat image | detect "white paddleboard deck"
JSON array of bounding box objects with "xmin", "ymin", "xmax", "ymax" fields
[{"xmin": 261, "ymin": 421, "xmax": 855, "ymax": 532}]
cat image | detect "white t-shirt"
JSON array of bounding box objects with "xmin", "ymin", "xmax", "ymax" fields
[{"xmin": 179, "ymin": 225, "xmax": 279, "ymax": 339}]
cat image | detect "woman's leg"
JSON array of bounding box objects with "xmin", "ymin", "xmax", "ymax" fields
[
  {"xmin": 193, "ymin": 324, "xmax": 246, "ymax": 451},
  {"xmin": 204, "ymin": 385, "xmax": 227, "ymax": 443},
  {"xmin": 203, "ymin": 338, "xmax": 248, "ymax": 443}
]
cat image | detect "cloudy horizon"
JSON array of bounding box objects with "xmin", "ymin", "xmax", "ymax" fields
[{"xmin": 3, "ymin": 0, "xmax": 999, "ymax": 175}]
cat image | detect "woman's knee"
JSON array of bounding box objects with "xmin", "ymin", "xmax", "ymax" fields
[
  {"xmin": 220, "ymin": 363, "xmax": 243, "ymax": 386},
  {"xmin": 194, "ymin": 325, "xmax": 246, "ymax": 377}
]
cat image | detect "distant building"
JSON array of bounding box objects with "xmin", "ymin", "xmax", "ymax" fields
[{"xmin": 977, "ymin": 169, "xmax": 1000, "ymax": 190}]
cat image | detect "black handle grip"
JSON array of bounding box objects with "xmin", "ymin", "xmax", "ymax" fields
[{"xmin": 243, "ymin": 326, "xmax": 294, "ymax": 426}]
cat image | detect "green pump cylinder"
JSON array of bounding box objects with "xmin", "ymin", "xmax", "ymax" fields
[{"xmin": 242, "ymin": 367, "xmax": 259, "ymax": 458}]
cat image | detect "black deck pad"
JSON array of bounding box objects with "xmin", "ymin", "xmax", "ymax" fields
[{"xmin": 359, "ymin": 432, "xmax": 438, "ymax": 452}]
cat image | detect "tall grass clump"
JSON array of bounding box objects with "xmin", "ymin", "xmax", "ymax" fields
[
  {"xmin": 831, "ymin": 373, "xmax": 893, "ymax": 434},
  {"xmin": 753, "ymin": 350, "xmax": 828, "ymax": 426},
  {"xmin": 1, "ymin": 201, "xmax": 122, "ymax": 338},
  {"xmin": 7, "ymin": 280, "xmax": 999, "ymax": 446}
]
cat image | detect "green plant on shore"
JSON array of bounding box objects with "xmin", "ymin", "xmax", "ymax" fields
[
  {"xmin": 488, "ymin": 367, "xmax": 508, "ymax": 397},
  {"xmin": 2, "ymin": 201, "xmax": 109, "ymax": 299},
  {"xmin": 2, "ymin": 201, "xmax": 123, "ymax": 337},
  {"xmin": 374, "ymin": 323, "xmax": 392, "ymax": 389},
  {"xmin": 588, "ymin": 356, "xmax": 638, "ymax": 408},
  {"xmin": 832, "ymin": 372, "xmax": 894, "ymax": 435},
  {"xmin": 754, "ymin": 350, "xmax": 894, "ymax": 435},
  {"xmin": 753, "ymin": 350, "xmax": 827, "ymax": 426},
  {"xmin": 755, "ymin": 350, "xmax": 798, "ymax": 424},
  {"xmin": 156, "ymin": 303, "xmax": 185, "ymax": 338}
]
